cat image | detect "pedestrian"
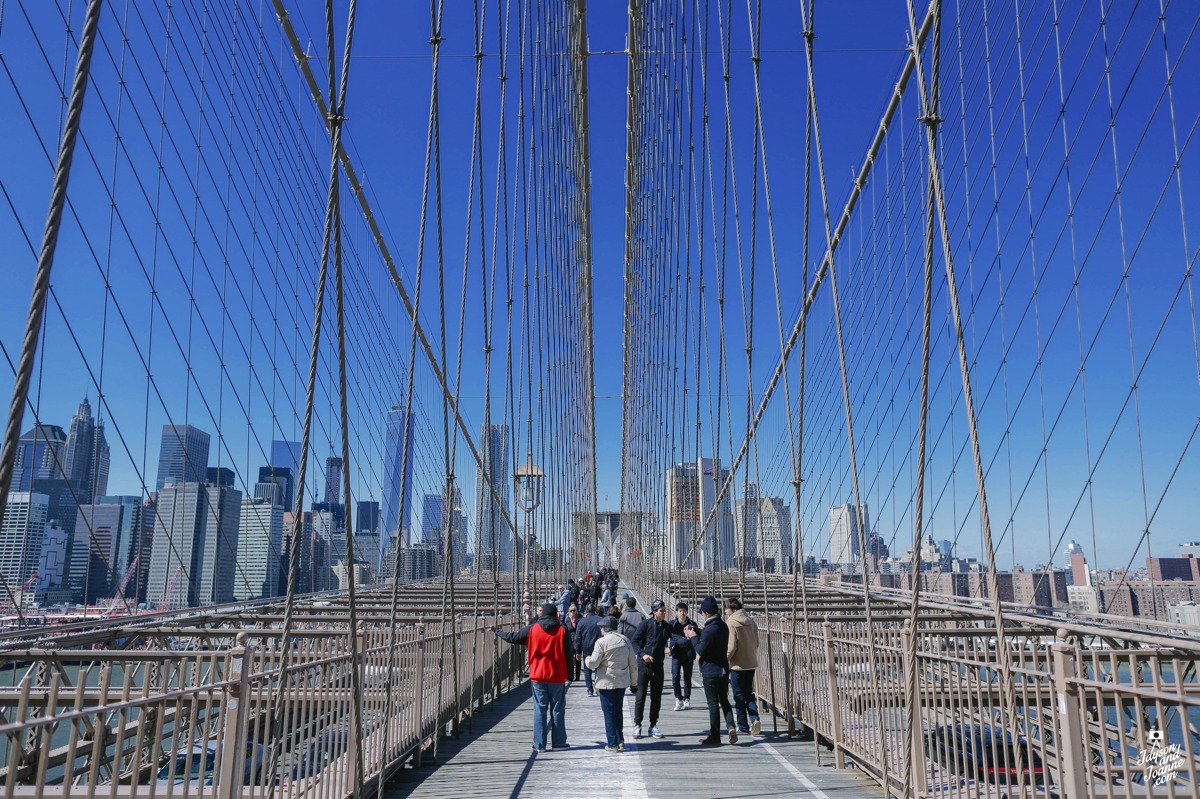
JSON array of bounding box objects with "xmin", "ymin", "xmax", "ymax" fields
[
  {"xmin": 725, "ymin": 597, "xmax": 761, "ymax": 736},
  {"xmin": 557, "ymin": 584, "xmax": 572, "ymax": 620},
  {"xmin": 630, "ymin": 599, "xmax": 671, "ymax": 739},
  {"xmin": 599, "ymin": 584, "xmax": 612, "ymax": 615},
  {"xmin": 685, "ymin": 595, "xmax": 737, "ymax": 746},
  {"xmin": 618, "ymin": 597, "xmax": 645, "ymax": 640},
  {"xmin": 493, "ymin": 603, "xmax": 574, "ymax": 752},
  {"xmin": 585, "ymin": 615, "xmax": 639, "ymax": 752},
  {"xmin": 574, "ymin": 603, "xmax": 604, "ymax": 696},
  {"xmin": 563, "ymin": 605, "xmax": 582, "ymax": 682},
  {"xmin": 668, "ymin": 601, "xmax": 696, "ymax": 711}
]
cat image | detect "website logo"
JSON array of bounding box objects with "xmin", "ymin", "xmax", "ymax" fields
[{"xmin": 1132, "ymin": 728, "xmax": 1184, "ymax": 786}]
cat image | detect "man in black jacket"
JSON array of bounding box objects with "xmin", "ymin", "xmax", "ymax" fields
[
  {"xmin": 573, "ymin": 604, "xmax": 604, "ymax": 696},
  {"xmin": 685, "ymin": 595, "xmax": 737, "ymax": 745},
  {"xmin": 631, "ymin": 599, "xmax": 671, "ymax": 739},
  {"xmin": 668, "ymin": 601, "xmax": 697, "ymax": 711}
]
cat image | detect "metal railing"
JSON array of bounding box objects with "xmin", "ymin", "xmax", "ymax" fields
[
  {"xmin": 0, "ymin": 610, "xmax": 522, "ymax": 799},
  {"xmin": 644, "ymin": 571, "xmax": 1200, "ymax": 798}
]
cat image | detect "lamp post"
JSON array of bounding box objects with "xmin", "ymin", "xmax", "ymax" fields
[{"xmin": 513, "ymin": 452, "xmax": 543, "ymax": 621}]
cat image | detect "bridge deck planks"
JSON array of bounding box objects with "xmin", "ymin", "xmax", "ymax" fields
[{"xmin": 385, "ymin": 678, "xmax": 886, "ymax": 799}]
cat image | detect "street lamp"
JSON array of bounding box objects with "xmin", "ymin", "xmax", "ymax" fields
[{"xmin": 513, "ymin": 451, "xmax": 544, "ymax": 620}]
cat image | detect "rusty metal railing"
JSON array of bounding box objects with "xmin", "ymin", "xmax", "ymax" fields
[
  {"xmin": 644, "ymin": 570, "xmax": 1200, "ymax": 798},
  {"xmin": 0, "ymin": 604, "xmax": 522, "ymax": 799}
]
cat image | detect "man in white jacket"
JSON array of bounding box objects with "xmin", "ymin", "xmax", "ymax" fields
[{"xmin": 585, "ymin": 616, "xmax": 639, "ymax": 752}]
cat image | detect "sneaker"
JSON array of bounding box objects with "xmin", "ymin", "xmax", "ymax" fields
[
  {"xmin": 633, "ymin": 725, "xmax": 643, "ymax": 739},
  {"xmin": 649, "ymin": 726, "xmax": 663, "ymax": 738},
  {"xmin": 673, "ymin": 699, "xmax": 683, "ymax": 711},
  {"xmin": 682, "ymin": 698, "xmax": 692, "ymax": 710},
  {"xmin": 532, "ymin": 746, "xmax": 546, "ymax": 754},
  {"xmin": 699, "ymin": 736, "xmax": 722, "ymax": 746},
  {"xmin": 617, "ymin": 742, "xmax": 625, "ymax": 751},
  {"xmin": 751, "ymin": 719, "xmax": 761, "ymax": 736},
  {"xmin": 551, "ymin": 743, "xmax": 571, "ymax": 750},
  {"xmin": 728, "ymin": 727, "xmax": 738, "ymax": 744},
  {"xmin": 604, "ymin": 745, "xmax": 619, "ymax": 753}
]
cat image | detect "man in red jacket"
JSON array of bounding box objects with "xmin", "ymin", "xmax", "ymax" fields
[{"xmin": 494, "ymin": 603, "xmax": 575, "ymax": 752}]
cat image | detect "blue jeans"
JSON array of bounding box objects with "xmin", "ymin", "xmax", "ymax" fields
[
  {"xmin": 671, "ymin": 658, "xmax": 693, "ymax": 700},
  {"xmin": 730, "ymin": 669, "xmax": 759, "ymax": 732},
  {"xmin": 598, "ymin": 688, "xmax": 625, "ymax": 747},
  {"xmin": 582, "ymin": 662, "xmax": 595, "ymax": 694},
  {"xmin": 530, "ymin": 681, "xmax": 568, "ymax": 749}
]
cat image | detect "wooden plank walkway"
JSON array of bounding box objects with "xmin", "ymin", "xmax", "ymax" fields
[{"xmin": 384, "ymin": 677, "xmax": 888, "ymax": 799}]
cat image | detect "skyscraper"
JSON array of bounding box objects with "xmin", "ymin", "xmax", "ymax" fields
[
  {"xmin": 357, "ymin": 500, "xmax": 381, "ymax": 534},
  {"xmin": 70, "ymin": 496, "xmax": 142, "ymax": 604},
  {"xmin": 256, "ymin": 466, "xmax": 292, "ymax": 508},
  {"xmin": 62, "ymin": 397, "xmax": 110, "ymax": 505},
  {"xmin": 270, "ymin": 440, "xmax": 301, "ymax": 506},
  {"xmin": 146, "ymin": 480, "xmax": 240, "ymax": 610},
  {"xmin": 0, "ymin": 492, "xmax": 48, "ymax": 595},
  {"xmin": 421, "ymin": 492, "xmax": 444, "ymax": 546},
  {"xmin": 324, "ymin": 456, "xmax": 344, "ymax": 505},
  {"xmin": 665, "ymin": 463, "xmax": 699, "ymax": 569},
  {"xmin": 382, "ymin": 405, "xmax": 416, "ymax": 548},
  {"xmin": 829, "ymin": 502, "xmax": 869, "ymax": 568},
  {"xmin": 475, "ymin": 424, "xmax": 510, "ymax": 571},
  {"xmin": 13, "ymin": 424, "xmax": 67, "ymax": 490},
  {"xmin": 697, "ymin": 458, "xmax": 735, "ymax": 571},
  {"xmin": 155, "ymin": 424, "xmax": 210, "ymax": 492},
  {"xmin": 733, "ymin": 486, "xmax": 793, "ymax": 574},
  {"xmin": 235, "ymin": 496, "xmax": 283, "ymax": 601}
]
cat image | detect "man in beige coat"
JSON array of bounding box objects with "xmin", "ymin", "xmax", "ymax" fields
[{"xmin": 725, "ymin": 597, "xmax": 761, "ymax": 736}]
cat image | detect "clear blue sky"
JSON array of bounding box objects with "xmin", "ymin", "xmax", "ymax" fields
[{"xmin": 1, "ymin": 1, "xmax": 1196, "ymax": 572}]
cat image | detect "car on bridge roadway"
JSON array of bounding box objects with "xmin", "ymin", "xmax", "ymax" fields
[{"xmin": 925, "ymin": 724, "xmax": 1046, "ymax": 787}]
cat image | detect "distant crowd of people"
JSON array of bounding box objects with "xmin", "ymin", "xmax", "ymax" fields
[{"xmin": 493, "ymin": 569, "xmax": 761, "ymax": 754}]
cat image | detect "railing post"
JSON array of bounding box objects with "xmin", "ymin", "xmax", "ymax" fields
[
  {"xmin": 823, "ymin": 618, "xmax": 845, "ymax": 768},
  {"xmin": 216, "ymin": 634, "xmax": 251, "ymax": 799},
  {"xmin": 902, "ymin": 622, "xmax": 926, "ymax": 798},
  {"xmin": 413, "ymin": 620, "xmax": 426, "ymax": 768},
  {"xmin": 1052, "ymin": 629, "xmax": 1087, "ymax": 798},
  {"xmin": 348, "ymin": 622, "xmax": 365, "ymax": 785}
]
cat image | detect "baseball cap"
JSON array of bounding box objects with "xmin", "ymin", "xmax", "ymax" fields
[
  {"xmin": 601, "ymin": 616, "xmax": 618, "ymax": 632},
  {"xmin": 651, "ymin": 599, "xmax": 666, "ymax": 611}
]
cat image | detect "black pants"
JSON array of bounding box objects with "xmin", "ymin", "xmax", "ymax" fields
[
  {"xmin": 634, "ymin": 661, "xmax": 664, "ymax": 726},
  {"xmin": 672, "ymin": 657, "xmax": 693, "ymax": 700},
  {"xmin": 702, "ymin": 673, "xmax": 735, "ymax": 738}
]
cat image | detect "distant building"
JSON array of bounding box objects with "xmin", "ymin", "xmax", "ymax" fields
[
  {"xmin": 146, "ymin": 481, "xmax": 241, "ymax": 609},
  {"xmin": 1168, "ymin": 602, "xmax": 1200, "ymax": 630},
  {"xmin": 697, "ymin": 459, "xmax": 734, "ymax": 571},
  {"xmin": 63, "ymin": 397, "xmax": 109, "ymax": 504},
  {"xmin": 357, "ymin": 500, "xmax": 381, "ymax": 535},
  {"xmin": 1147, "ymin": 555, "xmax": 1200, "ymax": 582},
  {"xmin": 13, "ymin": 424, "xmax": 67, "ymax": 490},
  {"xmin": 1179, "ymin": 542, "xmax": 1200, "ymax": 558},
  {"xmin": 0, "ymin": 492, "xmax": 48, "ymax": 597},
  {"xmin": 475, "ymin": 424, "xmax": 511, "ymax": 571},
  {"xmin": 235, "ymin": 496, "xmax": 283, "ymax": 601},
  {"xmin": 324, "ymin": 456, "xmax": 343, "ymax": 505},
  {"xmin": 399, "ymin": 544, "xmax": 440, "ymax": 581},
  {"xmin": 269, "ymin": 440, "xmax": 301, "ymax": 507},
  {"xmin": 282, "ymin": 511, "xmax": 314, "ymax": 594},
  {"xmin": 1010, "ymin": 567, "xmax": 1069, "ymax": 609},
  {"xmin": 828, "ymin": 503, "xmax": 869, "ymax": 568},
  {"xmin": 1065, "ymin": 541, "xmax": 1091, "ymax": 587},
  {"xmin": 70, "ymin": 496, "xmax": 143, "ymax": 604},
  {"xmin": 382, "ymin": 406, "xmax": 417, "ymax": 548},
  {"xmin": 36, "ymin": 521, "xmax": 68, "ymax": 598},
  {"xmin": 733, "ymin": 486, "xmax": 793, "ymax": 574},
  {"xmin": 1067, "ymin": 585, "xmax": 1100, "ymax": 614},
  {"xmin": 155, "ymin": 424, "xmax": 210, "ymax": 492}
]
